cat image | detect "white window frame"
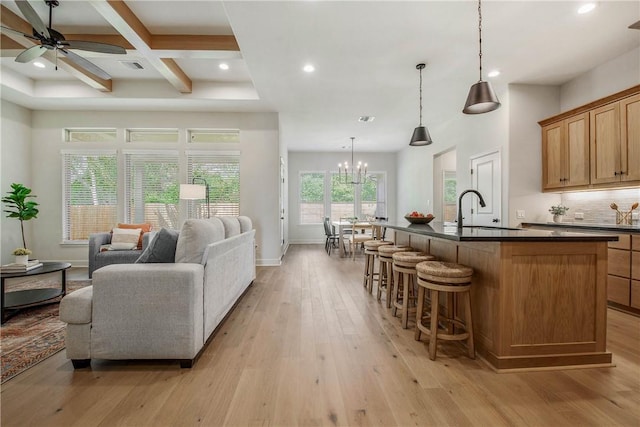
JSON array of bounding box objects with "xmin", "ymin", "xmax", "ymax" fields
[
  {"xmin": 299, "ymin": 171, "xmax": 326, "ymax": 225},
  {"xmin": 186, "ymin": 150, "xmax": 241, "ymax": 218}
]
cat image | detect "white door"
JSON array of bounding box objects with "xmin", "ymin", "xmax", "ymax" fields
[{"xmin": 470, "ymin": 150, "xmax": 501, "ymax": 226}]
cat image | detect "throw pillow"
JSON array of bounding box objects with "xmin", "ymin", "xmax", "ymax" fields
[
  {"xmin": 135, "ymin": 228, "xmax": 179, "ymax": 263},
  {"xmin": 175, "ymin": 218, "xmax": 225, "ymax": 264},
  {"xmin": 116, "ymin": 223, "xmax": 152, "ymax": 249},
  {"xmin": 111, "ymin": 227, "xmax": 142, "ymax": 250}
]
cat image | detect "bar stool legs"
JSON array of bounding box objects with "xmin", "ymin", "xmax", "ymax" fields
[{"xmin": 415, "ymin": 261, "xmax": 475, "ymax": 361}]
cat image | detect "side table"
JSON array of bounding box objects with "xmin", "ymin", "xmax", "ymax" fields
[{"xmin": 1, "ymin": 262, "xmax": 72, "ymax": 323}]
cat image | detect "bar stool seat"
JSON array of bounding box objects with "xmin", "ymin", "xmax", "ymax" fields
[
  {"xmin": 376, "ymin": 245, "xmax": 412, "ymax": 306},
  {"xmin": 415, "ymin": 261, "xmax": 475, "ymax": 360},
  {"xmin": 362, "ymin": 240, "xmax": 393, "ymax": 293},
  {"xmin": 391, "ymin": 251, "xmax": 436, "ymax": 328}
]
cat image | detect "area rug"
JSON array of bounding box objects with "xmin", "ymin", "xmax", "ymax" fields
[{"xmin": 1, "ymin": 279, "xmax": 90, "ymax": 383}]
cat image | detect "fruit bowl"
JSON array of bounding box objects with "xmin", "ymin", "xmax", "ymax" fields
[{"xmin": 404, "ymin": 214, "xmax": 435, "ymax": 224}]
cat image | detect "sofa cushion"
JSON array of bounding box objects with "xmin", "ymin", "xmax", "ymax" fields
[
  {"xmin": 218, "ymin": 216, "xmax": 241, "ymax": 238},
  {"xmin": 110, "ymin": 228, "xmax": 142, "ymax": 250},
  {"xmin": 238, "ymin": 216, "xmax": 252, "ymax": 233},
  {"xmin": 116, "ymin": 223, "xmax": 152, "ymax": 249},
  {"xmin": 135, "ymin": 228, "xmax": 179, "ymax": 263},
  {"xmin": 175, "ymin": 218, "xmax": 225, "ymax": 264}
]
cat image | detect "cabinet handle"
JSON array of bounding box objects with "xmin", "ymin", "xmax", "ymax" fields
[
  {"xmin": 614, "ymin": 171, "xmax": 619, "ymax": 176},
  {"xmin": 620, "ymin": 171, "xmax": 626, "ymax": 175}
]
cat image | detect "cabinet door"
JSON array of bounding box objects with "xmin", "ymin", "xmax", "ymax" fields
[
  {"xmin": 608, "ymin": 275, "xmax": 630, "ymax": 305},
  {"xmin": 608, "ymin": 248, "xmax": 630, "ymax": 277},
  {"xmin": 565, "ymin": 113, "xmax": 590, "ymax": 187},
  {"xmin": 590, "ymin": 102, "xmax": 621, "ymax": 184},
  {"xmin": 541, "ymin": 121, "xmax": 565, "ymax": 190},
  {"xmin": 620, "ymin": 94, "xmax": 640, "ymax": 182}
]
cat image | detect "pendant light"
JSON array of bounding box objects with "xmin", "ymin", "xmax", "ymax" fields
[
  {"xmin": 410, "ymin": 63, "xmax": 433, "ymax": 146},
  {"xmin": 463, "ymin": 0, "xmax": 501, "ymax": 114}
]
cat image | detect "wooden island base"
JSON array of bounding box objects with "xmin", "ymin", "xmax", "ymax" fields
[{"xmin": 394, "ymin": 230, "xmax": 613, "ymax": 372}]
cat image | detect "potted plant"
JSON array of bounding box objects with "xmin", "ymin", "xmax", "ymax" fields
[
  {"xmin": 2, "ymin": 183, "xmax": 39, "ymax": 250},
  {"xmin": 549, "ymin": 205, "xmax": 569, "ymax": 223},
  {"xmin": 12, "ymin": 248, "xmax": 32, "ymax": 265}
]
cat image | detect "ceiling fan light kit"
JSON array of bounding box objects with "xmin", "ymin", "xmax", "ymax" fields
[
  {"xmin": 410, "ymin": 63, "xmax": 433, "ymax": 146},
  {"xmin": 5, "ymin": 0, "xmax": 127, "ymax": 80},
  {"xmin": 463, "ymin": 0, "xmax": 501, "ymax": 114}
]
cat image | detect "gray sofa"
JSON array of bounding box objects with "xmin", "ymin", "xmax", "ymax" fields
[
  {"xmin": 60, "ymin": 216, "xmax": 256, "ymax": 368},
  {"xmin": 88, "ymin": 231, "xmax": 155, "ymax": 278}
]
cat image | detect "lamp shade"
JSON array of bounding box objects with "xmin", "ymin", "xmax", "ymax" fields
[
  {"xmin": 463, "ymin": 81, "xmax": 501, "ymax": 114},
  {"xmin": 409, "ymin": 126, "xmax": 433, "ymax": 146},
  {"xmin": 179, "ymin": 184, "xmax": 206, "ymax": 200}
]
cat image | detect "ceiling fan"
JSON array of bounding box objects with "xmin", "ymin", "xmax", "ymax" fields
[
  {"xmin": 630, "ymin": 20, "xmax": 640, "ymax": 30},
  {"xmin": 1, "ymin": 0, "xmax": 126, "ymax": 79}
]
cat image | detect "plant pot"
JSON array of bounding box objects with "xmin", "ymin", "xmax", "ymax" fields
[
  {"xmin": 15, "ymin": 255, "xmax": 29, "ymax": 265},
  {"xmin": 553, "ymin": 214, "xmax": 563, "ymax": 223}
]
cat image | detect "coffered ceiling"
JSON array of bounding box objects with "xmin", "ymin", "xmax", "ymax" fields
[{"xmin": 1, "ymin": 1, "xmax": 639, "ymax": 152}]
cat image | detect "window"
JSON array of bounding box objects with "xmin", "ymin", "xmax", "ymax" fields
[
  {"xmin": 299, "ymin": 171, "xmax": 387, "ymax": 224},
  {"xmin": 62, "ymin": 150, "xmax": 117, "ymax": 242},
  {"xmin": 65, "ymin": 128, "xmax": 117, "ymax": 143},
  {"xmin": 186, "ymin": 151, "xmax": 240, "ymax": 217},
  {"xmin": 124, "ymin": 150, "xmax": 180, "ymax": 229},
  {"xmin": 331, "ymin": 173, "xmax": 355, "ymax": 221},
  {"xmin": 443, "ymin": 170, "xmax": 457, "ymax": 222},
  {"xmin": 126, "ymin": 129, "xmax": 179, "ymax": 143},
  {"xmin": 299, "ymin": 172, "xmax": 325, "ymax": 224},
  {"xmin": 188, "ymin": 129, "xmax": 240, "ymax": 143}
]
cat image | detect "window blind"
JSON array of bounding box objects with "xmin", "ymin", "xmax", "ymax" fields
[
  {"xmin": 62, "ymin": 151, "xmax": 117, "ymax": 242},
  {"xmin": 186, "ymin": 151, "xmax": 240, "ymax": 217},
  {"xmin": 124, "ymin": 151, "xmax": 179, "ymax": 229}
]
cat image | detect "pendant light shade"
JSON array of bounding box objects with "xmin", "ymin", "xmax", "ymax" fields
[
  {"xmin": 410, "ymin": 63, "xmax": 433, "ymax": 146},
  {"xmin": 463, "ymin": 0, "xmax": 501, "ymax": 115}
]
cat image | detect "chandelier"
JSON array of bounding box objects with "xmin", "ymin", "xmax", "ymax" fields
[{"xmin": 338, "ymin": 137, "xmax": 367, "ymax": 185}]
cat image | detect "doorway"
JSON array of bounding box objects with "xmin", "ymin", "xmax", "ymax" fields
[
  {"xmin": 470, "ymin": 150, "xmax": 502, "ymax": 226},
  {"xmin": 433, "ymin": 149, "xmax": 457, "ymax": 222}
]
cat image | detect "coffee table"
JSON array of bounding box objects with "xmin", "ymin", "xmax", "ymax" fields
[{"xmin": 1, "ymin": 262, "xmax": 72, "ymax": 323}]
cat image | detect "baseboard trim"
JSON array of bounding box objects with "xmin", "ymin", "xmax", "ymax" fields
[
  {"xmin": 288, "ymin": 239, "xmax": 325, "ymax": 245},
  {"xmin": 257, "ymin": 259, "xmax": 282, "ymax": 267}
]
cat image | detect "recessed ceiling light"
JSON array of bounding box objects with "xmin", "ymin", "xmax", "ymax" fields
[
  {"xmin": 487, "ymin": 70, "xmax": 500, "ymax": 78},
  {"xmin": 358, "ymin": 116, "xmax": 375, "ymax": 122},
  {"xmin": 219, "ymin": 63, "xmax": 229, "ymax": 70},
  {"xmin": 303, "ymin": 64, "xmax": 315, "ymax": 73},
  {"xmin": 33, "ymin": 61, "xmax": 45, "ymax": 68},
  {"xmin": 577, "ymin": 3, "xmax": 596, "ymax": 14}
]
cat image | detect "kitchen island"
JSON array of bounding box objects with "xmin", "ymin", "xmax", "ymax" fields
[{"xmin": 380, "ymin": 221, "xmax": 617, "ymax": 371}]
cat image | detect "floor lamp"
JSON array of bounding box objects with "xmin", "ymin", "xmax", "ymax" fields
[{"xmin": 179, "ymin": 177, "xmax": 210, "ymax": 218}]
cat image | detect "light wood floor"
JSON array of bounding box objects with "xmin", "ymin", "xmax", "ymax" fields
[{"xmin": 2, "ymin": 244, "xmax": 639, "ymax": 426}]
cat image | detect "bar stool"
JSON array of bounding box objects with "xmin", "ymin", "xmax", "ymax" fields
[
  {"xmin": 362, "ymin": 240, "xmax": 393, "ymax": 293},
  {"xmin": 415, "ymin": 261, "xmax": 475, "ymax": 360},
  {"xmin": 376, "ymin": 245, "xmax": 412, "ymax": 307},
  {"xmin": 391, "ymin": 251, "xmax": 436, "ymax": 329}
]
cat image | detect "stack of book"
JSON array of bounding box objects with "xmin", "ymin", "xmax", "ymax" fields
[{"xmin": 1, "ymin": 260, "xmax": 43, "ymax": 273}]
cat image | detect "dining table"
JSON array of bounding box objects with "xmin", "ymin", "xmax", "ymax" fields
[{"xmin": 331, "ymin": 220, "xmax": 375, "ymax": 257}]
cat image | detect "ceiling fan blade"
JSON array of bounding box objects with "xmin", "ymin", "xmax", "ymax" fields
[
  {"xmin": 1, "ymin": 25, "xmax": 39, "ymax": 41},
  {"xmin": 630, "ymin": 20, "xmax": 640, "ymax": 30},
  {"xmin": 59, "ymin": 49, "xmax": 112, "ymax": 80},
  {"xmin": 15, "ymin": 44, "xmax": 46, "ymax": 63},
  {"xmin": 63, "ymin": 40, "xmax": 126, "ymax": 55},
  {"xmin": 15, "ymin": 0, "xmax": 50, "ymax": 39}
]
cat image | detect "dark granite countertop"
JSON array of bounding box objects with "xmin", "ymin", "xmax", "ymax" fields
[
  {"xmin": 522, "ymin": 222, "xmax": 640, "ymax": 234},
  {"xmin": 378, "ymin": 221, "xmax": 618, "ymax": 242}
]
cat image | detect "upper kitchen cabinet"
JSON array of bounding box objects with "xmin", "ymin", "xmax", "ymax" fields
[
  {"xmin": 539, "ymin": 85, "xmax": 640, "ymax": 192},
  {"xmin": 591, "ymin": 93, "xmax": 640, "ymax": 185},
  {"xmin": 541, "ymin": 113, "xmax": 590, "ymax": 191}
]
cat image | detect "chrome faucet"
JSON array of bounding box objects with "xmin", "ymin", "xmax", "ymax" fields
[{"xmin": 457, "ymin": 189, "xmax": 487, "ymax": 230}]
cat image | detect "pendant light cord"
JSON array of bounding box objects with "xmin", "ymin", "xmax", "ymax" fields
[
  {"xmin": 418, "ymin": 66, "xmax": 423, "ymax": 126},
  {"xmin": 478, "ymin": 0, "xmax": 483, "ymax": 81}
]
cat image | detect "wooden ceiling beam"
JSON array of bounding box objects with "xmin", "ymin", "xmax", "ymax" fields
[
  {"xmin": 92, "ymin": 0, "xmax": 192, "ymax": 93},
  {"xmin": 0, "ymin": 5, "xmax": 111, "ymax": 91},
  {"xmin": 151, "ymin": 35, "xmax": 239, "ymax": 51}
]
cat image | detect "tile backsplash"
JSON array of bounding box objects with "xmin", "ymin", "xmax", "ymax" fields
[{"xmin": 561, "ymin": 188, "xmax": 640, "ymax": 224}]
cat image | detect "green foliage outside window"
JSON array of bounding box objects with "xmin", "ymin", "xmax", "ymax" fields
[{"xmin": 300, "ymin": 173, "xmax": 324, "ymax": 202}]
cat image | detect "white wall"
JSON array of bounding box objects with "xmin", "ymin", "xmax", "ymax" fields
[
  {"xmin": 26, "ymin": 110, "xmax": 280, "ymax": 266},
  {"xmin": 1, "ymin": 101, "xmax": 32, "ymax": 264},
  {"xmin": 287, "ymin": 151, "xmax": 397, "ymax": 243},
  {"xmin": 560, "ymin": 47, "xmax": 640, "ymax": 111},
  {"xmin": 507, "ymin": 84, "xmax": 562, "ymax": 226}
]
